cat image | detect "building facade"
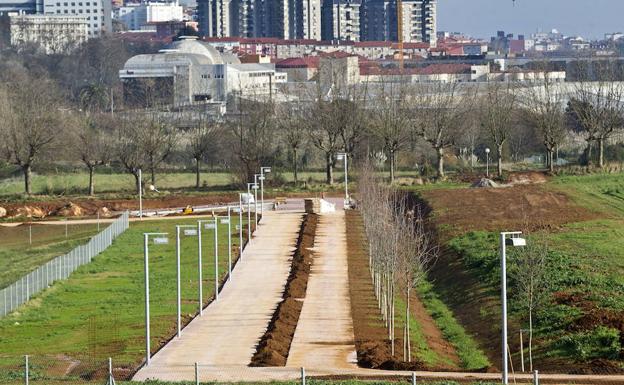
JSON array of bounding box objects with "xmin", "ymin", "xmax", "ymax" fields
[
  {"xmin": 116, "ymin": 1, "xmax": 183, "ymax": 31},
  {"xmin": 0, "ymin": 0, "xmax": 41, "ymax": 14},
  {"xmin": 10, "ymin": 13, "xmax": 87, "ymax": 52},
  {"xmin": 362, "ymin": 0, "xmax": 436, "ymax": 44},
  {"xmin": 42, "ymin": 0, "xmax": 111, "ymax": 37},
  {"xmin": 321, "ymin": 0, "xmax": 361, "ymax": 42}
]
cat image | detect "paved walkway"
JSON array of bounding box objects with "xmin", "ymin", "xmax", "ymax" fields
[
  {"xmin": 286, "ymin": 210, "xmax": 358, "ymax": 369},
  {"xmin": 133, "ymin": 210, "xmax": 303, "ymax": 381}
]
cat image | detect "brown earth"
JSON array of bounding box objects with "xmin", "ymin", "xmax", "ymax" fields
[
  {"xmin": 345, "ymin": 210, "xmax": 462, "ymax": 371},
  {"xmin": 250, "ymin": 213, "xmax": 318, "ymax": 366},
  {"xmin": 422, "ymin": 184, "xmax": 599, "ymax": 234}
]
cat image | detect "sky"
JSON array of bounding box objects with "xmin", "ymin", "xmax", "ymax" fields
[{"xmin": 437, "ymin": 0, "xmax": 624, "ymax": 40}]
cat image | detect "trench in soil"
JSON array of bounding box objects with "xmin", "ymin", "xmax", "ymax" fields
[{"xmin": 250, "ymin": 213, "xmax": 318, "ymax": 366}]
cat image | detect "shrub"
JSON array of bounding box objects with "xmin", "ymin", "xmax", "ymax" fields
[{"xmin": 556, "ymin": 326, "xmax": 621, "ymax": 360}]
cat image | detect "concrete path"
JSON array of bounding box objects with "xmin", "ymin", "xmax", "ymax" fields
[
  {"xmin": 133, "ymin": 210, "xmax": 303, "ymax": 381},
  {"xmin": 286, "ymin": 209, "xmax": 358, "ymax": 369}
]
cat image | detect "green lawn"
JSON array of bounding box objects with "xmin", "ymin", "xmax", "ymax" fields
[
  {"xmin": 549, "ymin": 173, "xmax": 624, "ymax": 215},
  {"xmin": 0, "ymin": 223, "xmax": 100, "ymax": 289},
  {"xmin": 0, "ymin": 215, "xmax": 249, "ymax": 380}
]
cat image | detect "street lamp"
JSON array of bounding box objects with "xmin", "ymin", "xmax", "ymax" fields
[
  {"xmin": 175, "ymin": 225, "xmax": 198, "ymax": 337},
  {"xmin": 238, "ymin": 193, "xmax": 244, "ymax": 254},
  {"xmin": 198, "ymin": 216, "xmax": 219, "ymax": 302},
  {"xmin": 253, "ymin": 174, "xmax": 261, "ymax": 225},
  {"xmin": 221, "ymin": 207, "xmax": 233, "ymax": 280},
  {"xmin": 336, "ymin": 152, "xmax": 349, "ymax": 206},
  {"xmin": 143, "ymin": 232, "xmax": 169, "ymax": 366},
  {"xmin": 247, "ymin": 183, "xmax": 257, "ymax": 238},
  {"xmin": 259, "ymin": 167, "xmax": 271, "ymax": 220},
  {"xmin": 138, "ymin": 169, "xmax": 143, "ymax": 219},
  {"xmin": 485, "ymin": 148, "xmax": 491, "ymax": 178},
  {"xmin": 500, "ymin": 231, "xmax": 526, "ymax": 385}
]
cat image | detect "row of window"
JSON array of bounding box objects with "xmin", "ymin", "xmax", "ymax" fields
[
  {"xmin": 200, "ymin": 74, "xmax": 224, "ymax": 79},
  {"xmin": 55, "ymin": 2, "xmax": 98, "ymax": 6}
]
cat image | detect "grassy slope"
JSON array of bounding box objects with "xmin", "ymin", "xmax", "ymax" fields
[
  {"xmin": 444, "ymin": 173, "xmax": 624, "ymax": 365},
  {"xmin": 0, "ymin": 216, "xmax": 247, "ymax": 371},
  {"xmin": 0, "ymin": 224, "xmax": 100, "ymax": 289}
]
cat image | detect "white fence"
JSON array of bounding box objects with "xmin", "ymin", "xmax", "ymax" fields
[{"xmin": 0, "ymin": 212, "xmax": 130, "ymax": 317}]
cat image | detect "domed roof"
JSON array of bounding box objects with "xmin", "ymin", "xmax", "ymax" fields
[{"xmin": 163, "ymin": 37, "xmax": 224, "ymax": 65}]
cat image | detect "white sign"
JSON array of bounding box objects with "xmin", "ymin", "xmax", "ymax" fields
[
  {"xmin": 252, "ymin": 185, "xmax": 259, "ymax": 190},
  {"xmin": 184, "ymin": 229, "xmax": 198, "ymax": 236},
  {"xmin": 153, "ymin": 237, "xmax": 169, "ymax": 245},
  {"xmin": 235, "ymin": 225, "xmax": 240, "ymax": 230},
  {"xmin": 258, "ymin": 176, "xmax": 265, "ymax": 181},
  {"xmin": 220, "ymin": 219, "xmax": 230, "ymax": 224},
  {"xmin": 204, "ymin": 223, "xmax": 216, "ymax": 230},
  {"xmin": 232, "ymin": 208, "xmax": 241, "ymax": 213}
]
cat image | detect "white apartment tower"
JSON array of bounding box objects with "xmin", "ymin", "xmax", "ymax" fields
[
  {"xmin": 198, "ymin": 0, "xmax": 233, "ymax": 37},
  {"xmin": 400, "ymin": 0, "xmax": 436, "ymax": 45},
  {"xmin": 322, "ymin": 0, "xmax": 362, "ymax": 42},
  {"xmin": 42, "ymin": 0, "xmax": 111, "ymax": 37},
  {"xmin": 299, "ymin": 0, "xmax": 321, "ymax": 40}
]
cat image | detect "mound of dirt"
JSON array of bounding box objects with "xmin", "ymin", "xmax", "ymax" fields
[
  {"xmin": 471, "ymin": 178, "xmax": 502, "ymax": 188},
  {"xmin": 508, "ymin": 171, "xmax": 548, "ymax": 185},
  {"xmin": 97, "ymin": 207, "xmax": 111, "ymax": 217},
  {"xmin": 13, "ymin": 206, "xmax": 47, "ymax": 218},
  {"xmin": 0, "ymin": 207, "xmax": 6, "ymax": 218},
  {"xmin": 53, "ymin": 202, "xmax": 84, "ymax": 217},
  {"xmin": 423, "ymin": 185, "xmax": 599, "ymax": 233},
  {"xmin": 250, "ymin": 213, "xmax": 318, "ymax": 366}
]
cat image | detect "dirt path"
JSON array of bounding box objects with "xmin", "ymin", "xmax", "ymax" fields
[
  {"xmin": 286, "ymin": 210, "xmax": 358, "ymax": 369},
  {"xmin": 133, "ymin": 210, "xmax": 303, "ymax": 381}
]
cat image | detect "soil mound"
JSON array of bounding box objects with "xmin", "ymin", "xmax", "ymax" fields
[
  {"xmin": 508, "ymin": 171, "xmax": 548, "ymax": 185},
  {"xmin": 13, "ymin": 206, "xmax": 47, "ymax": 218},
  {"xmin": 471, "ymin": 178, "xmax": 501, "ymax": 188},
  {"xmin": 250, "ymin": 213, "xmax": 318, "ymax": 366},
  {"xmin": 53, "ymin": 202, "xmax": 84, "ymax": 217},
  {"xmin": 0, "ymin": 207, "xmax": 6, "ymax": 218}
]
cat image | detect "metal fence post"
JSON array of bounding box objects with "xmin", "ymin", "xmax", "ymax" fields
[
  {"xmin": 24, "ymin": 355, "xmax": 29, "ymax": 385},
  {"xmin": 300, "ymin": 367, "xmax": 305, "ymax": 385},
  {"xmin": 411, "ymin": 372, "xmax": 416, "ymax": 385},
  {"xmin": 533, "ymin": 370, "xmax": 539, "ymax": 385},
  {"xmin": 195, "ymin": 362, "xmax": 199, "ymax": 385},
  {"xmin": 106, "ymin": 357, "xmax": 116, "ymax": 385}
]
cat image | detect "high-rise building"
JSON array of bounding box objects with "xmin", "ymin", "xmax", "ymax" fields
[
  {"xmin": 10, "ymin": 13, "xmax": 87, "ymax": 52},
  {"xmin": 362, "ymin": 0, "xmax": 436, "ymax": 44},
  {"xmin": 197, "ymin": 0, "xmax": 233, "ymax": 37},
  {"xmin": 42, "ymin": 0, "xmax": 111, "ymax": 37},
  {"xmin": 321, "ymin": 0, "xmax": 361, "ymax": 42},
  {"xmin": 289, "ymin": 0, "xmax": 321, "ymax": 40}
]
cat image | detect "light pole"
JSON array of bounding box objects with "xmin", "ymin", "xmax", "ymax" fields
[
  {"xmin": 259, "ymin": 167, "xmax": 271, "ymax": 219},
  {"xmin": 143, "ymin": 232, "xmax": 169, "ymax": 366},
  {"xmin": 337, "ymin": 152, "xmax": 349, "ymax": 206},
  {"xmin": 221, "ymin": 207, "xmax": 232, "ymax": 280},
  {"xmin": 138, "ymin": 169, "xmax": 143, "ymax": 219},
  {"xmin": 485, "ymin": 148, "xmax": 491, "ymax": 178},
  {"xmin": 253, "ymin": 174, "xmax": 260, "ymax": 225},
  {"xmin": 500, "ymin": 231, "xmax": 526, "ymax": 385},
  {"xmin": 247, "ymin": 183, "xmax": 257, "ymax": 239},
  {"xmin": 199, "ymin": 216, "xmax": 219, "ymax": 301},
  {"xmin": 175, "ymin": 225, "xmax": 198, "ymax": 337},
  {"xmin": 238, "ymin": 193, "xmax": 244, "ymax": 253}
]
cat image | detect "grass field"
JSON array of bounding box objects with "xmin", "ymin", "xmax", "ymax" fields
[
  {"xmin": 0, "ymin": 223, "xmax": 100, "ymax": 289},
  {"xmin": 0, "ymin": 215, "xmax": 249, "ymax": 380}
]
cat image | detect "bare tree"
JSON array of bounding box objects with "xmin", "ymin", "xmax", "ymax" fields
[
  {"xmin": 567, "ymin": 65, "xmax": 624, "ymax": 168},
  {"xmin": 142, "ymin": 116, "xmax": 178, "ymax": 185},
  {"xmin": 480, "ymin": 81, "xmax": 519, "ymax": 178},
  {"xmin": 0, "ymin": 81, "xmax": 64, "ymax": 195},
  {"xmin": 410, "ymin": 82, "xmax": 472, "ymax": 179},
  {"xmin": 306, "ymin": 96, "xmax": 344, "ymax": 185},
  {"xmin": 69, "ymin": 112, "xmax": 112, "ymax": 195},
  {"xmin": 521, "ymin": 71, "xmax": 569, "ymax": 172},
  {"xmin": 276, "ymin": 101, "xmax": 306, "ymax": 184},
  {"xmin": 370, "ymin": 82, "xmax": 411, "ymax": 183},
  {"xmin": 511, "ymin": 234, "xmax": 550, "ymax": 372},
  {"xmin": 188, "ymin": 115, "xmax": 220, "ymax": 188}
]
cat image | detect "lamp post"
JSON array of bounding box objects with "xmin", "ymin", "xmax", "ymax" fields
[
  {"xmin": 259, "ymin": 167, "xmax": 271, "ymax": 219},
  {"xmin": 500, "ymin": 231, "xmax": 526, "ymax": 385},
  {"xmin": 238, "ymin": 193, "xmax": 244, "ymax": 253},
  {"xmin": 175, "ymin": 225, "xmax": 198, "ymax": 337},
  {"xmin": 143, "ymin": 232, "xmax": 169, "ymax": 366},
  {"xmin": 221, "ymin": 207, "xmax": 232, "ymax": 280},
  {"xmin": 253, "ymin": 174, "xmax": 260, "ymax": 225},
  {"xmin": 247, "ymin": 183, "xmax": 257, "ymax": 239},
  {"xmin": 336, "ymin": 152, "xmax": 349, "ymax": 206},
  {"xmin": 138, "ymin": 169, "xmax": 143, "ymax": 219},
  {"xmin": 198, "ymin": 216, "xmax": 219, "ymax": 302},
  {"xmin": 485, "ymin": 148, "xmax": 491, "ymax": 178}
]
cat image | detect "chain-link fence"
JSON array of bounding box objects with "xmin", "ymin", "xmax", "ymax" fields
[{"xmin": 0, "ymin": 212, "xmax": 130, "ymax": 317}]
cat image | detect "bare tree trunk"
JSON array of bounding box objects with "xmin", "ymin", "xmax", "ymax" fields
[
  {"xmin": 598, "ymin": 138, "xmax": 605, "ymax": 168},
  {"xmin": 406, "ymin": 285, "xmax": 411, "ymax": 362},
  {"xmin": 548, "ymin": 150, "xmax": 554, "ymax": 173},
  {"xmin": 134, "ymin": 172, "xmax": 141, "ymax": 194},
  {"xmin": 326, "ymin": 153, "xmax": 334, "ymax": 185},
  {"xmin": 150, "ymin": 167, "xmax": 156, "ymax": 186},
  {"xmin": 389, "ymin": 151, "xmax": 396, "ymax": 183},
  {"xmin": 23, "ymin": 164, "xmax": 32, "ymax": 195},
  {"xmin": 195, "ymin": 158, "xmax": 201, "ymax": 189},
  {"xmin": 293, "ymin": 147, "xmax": 298, "ymax": 185},
  {"xmin": 529, "ymin": 309, "xmax": 533, "ymax": 372},
  {"xmin": 88, "ymin": 165, "xmax": 95, "ymax": 196},
  {"xmin": 497, "ymin": 144, "xmax": 504, "ymax": 178},
  {"xmin": 437, "ymin": 147, "xmax": 445, "ymax": 179}
]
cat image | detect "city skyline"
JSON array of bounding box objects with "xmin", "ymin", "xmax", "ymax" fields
[{"xmin": 438, "ymin": 0, "xmax": 624, "ymax": 40}]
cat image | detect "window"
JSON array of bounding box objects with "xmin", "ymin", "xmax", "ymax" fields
[{"xmin": 93, "ymin": 15, "xmax": 97, "ymax": 19}]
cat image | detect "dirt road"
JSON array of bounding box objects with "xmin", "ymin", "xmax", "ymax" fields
[
  {"xmin": 133, "ymin": 210, "xmax": 303, "ymax": 381},
  {"xmin": 286, "ymin": 210, "xmax": 358, "ymax": 369}
]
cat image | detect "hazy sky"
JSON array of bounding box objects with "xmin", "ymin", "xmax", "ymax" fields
[{"xmin": 438, "ymin": 0, "xmax": 624, "ymax": 40}]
